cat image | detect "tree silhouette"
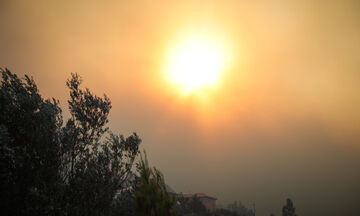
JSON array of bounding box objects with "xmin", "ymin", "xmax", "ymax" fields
[
  {"xmin": 61, "ymin": 73, "xmax": 141, "ymax": 215},
  {"xmin": 0, "ymin": 68, "xmax": 63, "ymax": 215},
  {"xmin": 282, "ymin": 198, "xmax": 297, "ymax": 216},
  {"xmin": 0, "ymin": 68, "xmax": 141, "ymax": 215},
  {"xmin": 134, "ymin": 151, "xmax": 175, "ymax": 216}
]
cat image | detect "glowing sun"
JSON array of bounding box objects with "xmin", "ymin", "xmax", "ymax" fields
[{"xmin": 166, "ymin": 36, "xmax": 227, "ymax": 93}]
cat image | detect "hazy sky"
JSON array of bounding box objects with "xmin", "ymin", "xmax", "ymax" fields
[{"xmin": 1, "ymin": 1, "xmax": 360, "ymax": 215}]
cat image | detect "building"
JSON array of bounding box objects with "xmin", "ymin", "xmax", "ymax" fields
[
  {"xmin": 165, "ymin": 185, "xmax": 217, "ymax": 212},
  {"xmin": 182, "ymin": 193, "xmax": 217, "ymax": 212}
]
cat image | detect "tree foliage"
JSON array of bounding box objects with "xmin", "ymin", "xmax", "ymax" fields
[
  {"xmin": 0, "ymin": 69, "xmax": 141, "ymax": 216},
  {"xmin": 61, "ymin": 73, "xmax": 141, "ymax": 215},
  {"xmin": 134, "ymin": 151, "xmax": 175, "ymax": 216},
  {"xmin": 0, "ymin": 68, "xmax": 63, "ymax": 215}
]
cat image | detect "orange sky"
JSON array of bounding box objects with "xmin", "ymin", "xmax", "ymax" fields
[{"xmin": 1, "ymin": 1, "xmax": 360, "ymax": 215}]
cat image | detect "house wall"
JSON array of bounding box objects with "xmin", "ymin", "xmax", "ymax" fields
[{"xmin": 200, "ymin": 197, "xmax": 216, "ymax": 212}]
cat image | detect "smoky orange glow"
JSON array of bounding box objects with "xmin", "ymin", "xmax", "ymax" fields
[{"xmin": 1, "ymin": 1, "xmax": 360, "ymax": 216}]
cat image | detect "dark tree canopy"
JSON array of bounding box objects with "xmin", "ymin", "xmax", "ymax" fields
[
  {"xmin": 0, "ymin": 69, "xmax": 142, "ymax": 216},
  {"xmin": 134, "ymin": 151, "xmax": 175, "ymax": 216},
  {"xmin": 0, "ymin": 68, "xmax": 63, "ymax": 215}
]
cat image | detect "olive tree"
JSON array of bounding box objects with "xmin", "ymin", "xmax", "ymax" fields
[{"xmin": 0, "ymin": 69, "xmax": 141, "ymax": 216}]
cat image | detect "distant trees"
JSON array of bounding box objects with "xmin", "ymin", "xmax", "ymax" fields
[
  {"xmin": 282, "ymin": 198, "xmax": 297, "ymax": 216},
  {"xmin": 215, "ymin": 198, "xmax": 298, "ymax": 216},
  {"xmin": 227, "ymin": 201, "xmax": 254, "ymax": 216},
  {"xmin": 134, "ymin": 151, "xmax": 175, "ymax": 216},
  {"xmin": 0, "ymin": 69, "xmax": 143, "ymax": 215},
  {"xmin": 213, "ymin": 201, "xmax": 254, "ymax": 216}
]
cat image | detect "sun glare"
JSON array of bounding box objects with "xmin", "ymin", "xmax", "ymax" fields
[{"xmin": 166, "ymin": 36, "xmax": 227, "ymax": 94}]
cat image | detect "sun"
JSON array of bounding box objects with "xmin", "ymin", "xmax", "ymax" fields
[{"xmin": 165, "ymin": 36, "xmax": 227, "ymax": 94}]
